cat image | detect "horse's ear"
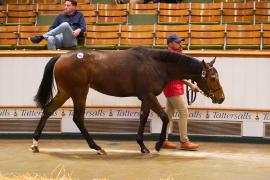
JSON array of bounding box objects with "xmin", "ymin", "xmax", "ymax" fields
[
  {"xmin": 209, "ymin": 57, "xmax": 216, "ymax": 67},
  {"xmin": 202, "ymin": 60, "xmax": 210, "ymax": 69}
]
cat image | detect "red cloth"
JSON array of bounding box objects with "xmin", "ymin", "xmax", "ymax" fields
[{"xmin": 163, "ymin": 47, "xmax": 184, "ymax": 97}]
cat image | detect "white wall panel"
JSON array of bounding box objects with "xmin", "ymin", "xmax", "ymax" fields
[
  {"xmin": 0, "ymin": 56, "xmax": 269, "ymax": 109},
  {"xmin": 0, "ymin": 57, "xmax": 48, "ymax": 106}
]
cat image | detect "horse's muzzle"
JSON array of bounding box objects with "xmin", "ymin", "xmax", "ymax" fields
[{"xmin": 212, "ymin": 97, "xmax": 225, "ymax": 104}]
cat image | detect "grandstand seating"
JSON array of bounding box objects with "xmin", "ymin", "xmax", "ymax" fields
[
  {"xmin": 96, "ymin": 4, "xmax": 127, "ymax": 25},
  {"xmin": 0, "ymin": 23, "xmax": 266, "ymax": 50},
  {"xmin": 129, "ymin": 3, "xmax": 157, "ymax": 15},
  {"xmin": 226, "ymin": 24, "xmax": 261, "ymax": 49},
  {"xmin": 1, "ymin": 2, "xmax": 270, "ymax": 50},
  {"xmin": 0, "ymin": 26, "xmax": 18, "ymax": 49},
  {"xmin": 6, "ymin": 5, "xmax": 37, "ymax": 25},
  {"xmin": 222, "ymin": 3, "xmax": 254, "ymax": 24},
  {"xmin": 190, "ymin": 3, "xmax": 222, "ymax": 24},
  {"xmin": 263, "ymin": 24, "xmax": 270, "ymax": 49},
  {"xmin": 83, "ymin": 11, "xmax": 96, "ymax": 24},
  {"xmin": 155, "ymin": 24, "xmax": 189, "ymax": 49},
  {"xmin": 119, "ymin": 25, "xmax": 154, "ymax": 49},
  {"xmin": 37, "ymin": 0, "xmax": 62, "ymax": 4},
  {"xmin": 37, "ymin": 4, "xmax": 63, "ymax": 15},
  {"xmin": 85, "ymin": 25, "xmax": 119, "ymax": 49},
  {"xmin": 6, "ymin": 0, "xmax": 33, "ymax": 4},
  {"xmin": 214, "ymin": 0, "xmax": 244, "ymax": 2},
  {"xmin": 17, "ymin": 25, "xmax": 49, "ymax": 49},
  {"xmin": 77, "ymin": 0, "xmax": 92, "ymax": 4},
  {"xmin": 158, "ymin": 3, "xmax": 189, "ymax": 24},
  {"xmin": 255, "ymin": 3, "xmax": 270, "ymax": 24},
  {"xmin": 0, "ymin": 6, "xmax": 6, "ymax": 24},
  {"xmin": 77, "ymin": 4, "xmax": 97, "ymax": 24},
  {"xmin": 1, "ymin": 2, "xmax": 270, "ymax": 25},
  {"xmin": 189, "ymin": 24, "xmax": 225, "ymax": 50},
  {"xmin": 77, "ymin": 4, "xmax": 97, "ymax": 13}
]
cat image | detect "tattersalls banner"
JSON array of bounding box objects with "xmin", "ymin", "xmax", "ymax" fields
[
  {"xmin": 0, "ymin": 107, "xmax": 268, "ymax": 122},
  {"xmin": 0, "ymin": 108, "xmax": 60, "ymax": 119},
  {"xmin": 0, "ymin": 107, "xmax": 269, "ymax": 137}
]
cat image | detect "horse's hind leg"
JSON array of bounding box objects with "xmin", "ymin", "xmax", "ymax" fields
[
  {"xmin": 32, "ymin": 92, "xmax": 69, "ymax": 152},
  {"xmin": 136, "ymin": 101, "xmax": 150, "ymax": 154},
  {"xmin": 71, "ymin": 91, "xmax": 106, "ymax": 155}
]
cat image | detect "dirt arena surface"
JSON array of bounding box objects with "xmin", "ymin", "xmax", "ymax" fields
[{"xmin": 0, "ymin": 139, "xmax": 269, "ymax": 180}]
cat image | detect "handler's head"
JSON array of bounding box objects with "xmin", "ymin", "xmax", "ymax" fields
[{"xmin": 167, "ymin": 34, "xmax": 185, "ymax": 50}]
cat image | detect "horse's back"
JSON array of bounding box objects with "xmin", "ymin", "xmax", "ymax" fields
[
  {"xmin": 53, "ymin": 48, "xmax": 166, "ymax": 97},
  {"xmin": 53, "ymin": 49, "xmax": 141, "ymax": 96}
]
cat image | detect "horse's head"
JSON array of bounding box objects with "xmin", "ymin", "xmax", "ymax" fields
[{"xmin": 196, "ymin": 58, "xmax": 225, "ymax": 104}]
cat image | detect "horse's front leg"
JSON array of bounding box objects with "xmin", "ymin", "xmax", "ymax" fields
[
  {"xmin": 136, "ymin": 101, "xmax": 150, "ymax": 154},
  {"xmin": 155, "ymin": 111, "xmax": 169, "ymax": 152},
  {"xmin": 142, "ymin": 95, "xmax": 169, "ymax": 152}
]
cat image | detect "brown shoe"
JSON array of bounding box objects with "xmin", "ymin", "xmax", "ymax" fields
[
  {"xmin": 180, "ymin": 141, "xmax": 199, "ymax": 150},
  {"xmin": 162, "ymin": 140, "xmax": 177, "ymax": 149}
]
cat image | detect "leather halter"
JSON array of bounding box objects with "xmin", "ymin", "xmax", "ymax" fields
[
  {"xmin": 186, "ymin": 67, "xmax": 222, "ymax": 105},
  {"xmin": 200, "ymin": 68, "xmax": 223, "ymax": 98}
]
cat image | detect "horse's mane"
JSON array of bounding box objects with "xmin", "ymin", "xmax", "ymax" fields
[{"xmin": 129, "ymin": 47, "xmax": 203, "ymax": 73}]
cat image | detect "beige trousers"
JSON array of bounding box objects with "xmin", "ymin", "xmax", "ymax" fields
[{"xmin": 165, "ymin": 94, "xmax": 189, "ymax": 142}]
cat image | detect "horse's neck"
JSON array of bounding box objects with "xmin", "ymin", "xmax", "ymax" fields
[
  {"xmin": 181, "ymin": 57, "xmax": 203, "ymax": 79},
  {"xmin": 154, "ymin": 49, "xmax": 202, "ymax": 80}
]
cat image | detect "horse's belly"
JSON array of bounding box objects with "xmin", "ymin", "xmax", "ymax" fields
[{"xmin": 91, "ymin": 84, "xmax": 136, "ymax": 97}]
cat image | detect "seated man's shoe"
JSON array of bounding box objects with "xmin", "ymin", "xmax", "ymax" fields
[
  {"xmin": 162, "ymin": 140, "xmax": 177, "ymax": 149},
  {"xmin": 180, "ymin": 141, "xmax": 199, "ymax": 150},
  {"xmin": 29, "ymin": 36, "xmax": 44, "ymax": 43}
]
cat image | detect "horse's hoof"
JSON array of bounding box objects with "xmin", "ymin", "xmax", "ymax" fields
[
  {"xmin": 141, "ymin": 148, "xmax": 150, "ymax": 154},
  {"xmin": 97, "ymin": 149, "xmax": 107, "ymax": 155},
  {"xmin": 155, "ymin": 141, "xmax": 162, "ymax": 152},
  {"xmin": 31, "ymin": 145, "xmax": 39, "ymax": 153}
]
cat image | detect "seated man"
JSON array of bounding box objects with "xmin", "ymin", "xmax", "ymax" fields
[{"xmin": 30, "ymin": 0, "xmax": 86, "ymax": 50}]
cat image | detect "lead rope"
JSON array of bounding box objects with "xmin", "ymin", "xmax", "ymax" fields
[{"xmin": 186, "ymin": 80, "xmax": 197, "ymax": 105}]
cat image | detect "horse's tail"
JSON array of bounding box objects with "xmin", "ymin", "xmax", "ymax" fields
[{"xmin": 34, "ymin": 55, "xmax": 60, "ymax": 109}]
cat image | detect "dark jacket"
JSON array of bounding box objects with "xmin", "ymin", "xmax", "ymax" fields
[{"xmin": 49, "ymin": 11, "xmax": 86, "ymax": 33}]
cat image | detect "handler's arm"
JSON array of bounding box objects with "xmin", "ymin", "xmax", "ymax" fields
[{"xmin": 182, "ymin": 80, "xmax": 200, "ymax": 92}]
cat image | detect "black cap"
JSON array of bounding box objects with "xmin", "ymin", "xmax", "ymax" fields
[{"xmin": 167, "ymin": 34, "xmax": 185, "ymax": 44}]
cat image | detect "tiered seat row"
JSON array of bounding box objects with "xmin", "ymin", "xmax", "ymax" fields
[
  {"xmin": 86, "ymin": 24, "xmax": 270, "ymax": 50},
  {"xmin": 214, "ymin": 0, "xmax": 270, "ymax": 2},
  {"xmin": 1, "ymin": 24, "xmax": 270, "ymax": 50},
  {"xmin": 4, "ymin": 0, "xmax": 92, "ymax": 4},
  {"xmin": 0, "ymin": 25, "xmax": 49, "ymax": 49},
  {"xmin": 4, "ymin": 0, "xmax": 270, "ymax": 4},
  {"xmin": 1, "ymin": 3, "xmax": 270, "ymax": 25}
]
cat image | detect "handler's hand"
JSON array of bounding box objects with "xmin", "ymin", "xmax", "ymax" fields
[{"xmin": 189, "ymin": 83, "xmax": 200, "ymax": 92}]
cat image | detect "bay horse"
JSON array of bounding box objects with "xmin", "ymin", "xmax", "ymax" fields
[{"xmin": 32, "ymin": 47, "xmax": 225, "ymax": 154}]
